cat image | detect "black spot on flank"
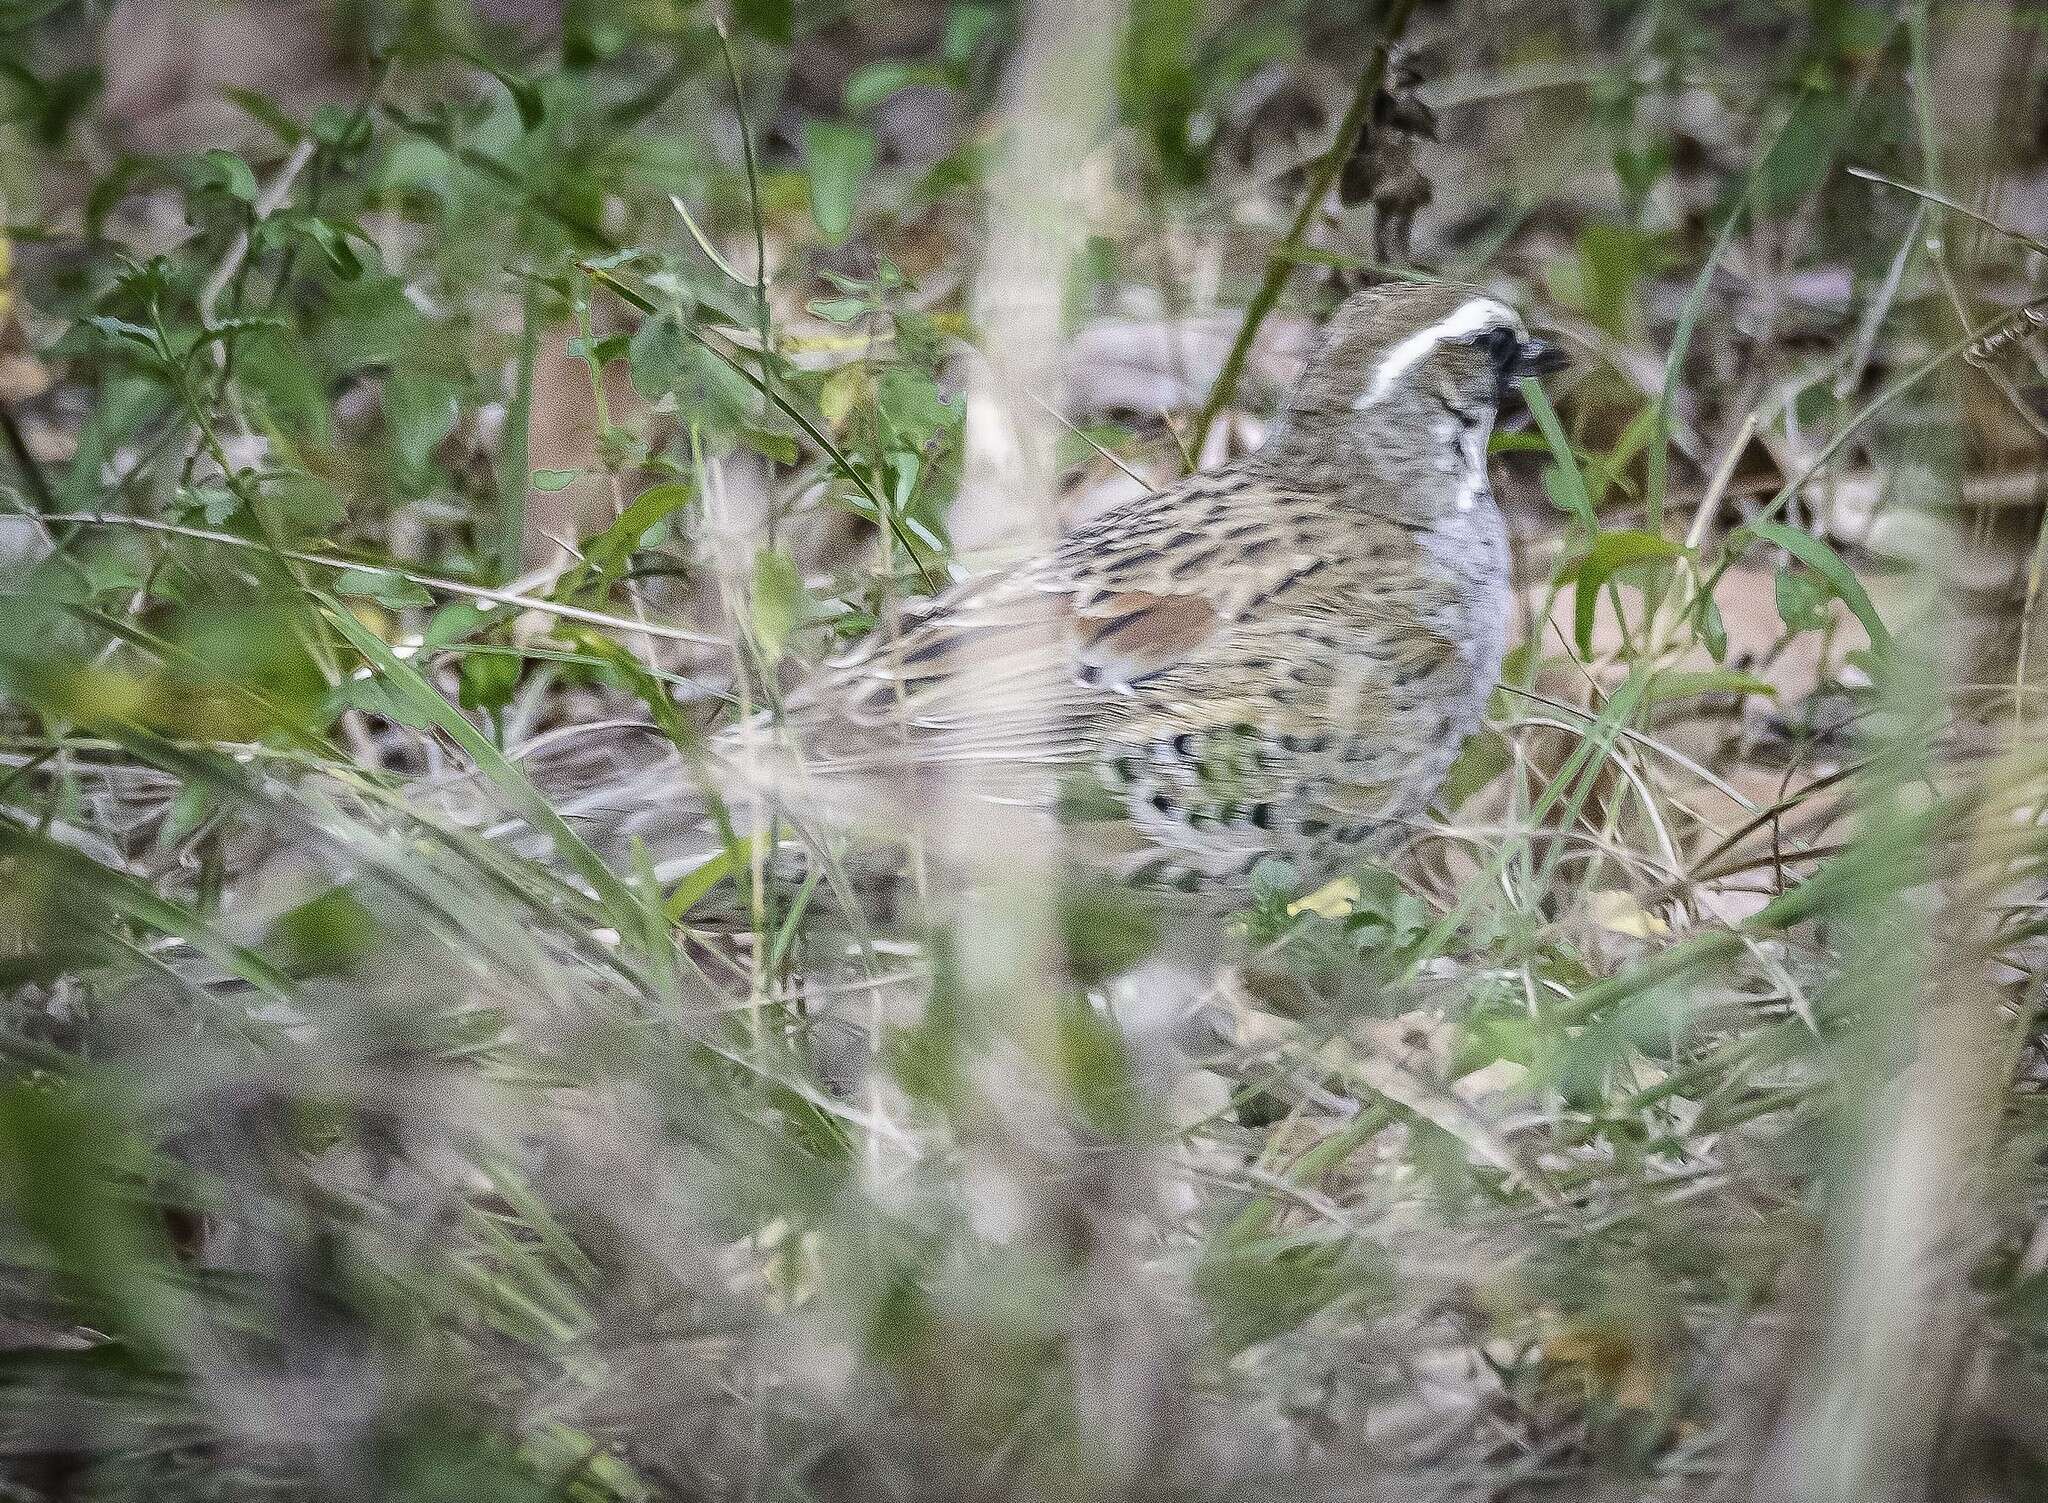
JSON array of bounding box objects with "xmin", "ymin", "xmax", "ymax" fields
[
  {"xmin": 1249, "ymin": 802, "xmax": 1274, "ymax": 829},
  {"xmin": 1300, "ymin": 817, "xmax": 1329, "ymax": 837},
  {"xmin": 1151, "ymin": 791, "xmax": 1176, "ymax": 815},
  {"xmin": 1274, "ymin": 560, "xmax": 1330, "ymax": 592},
  {"xmin": 1171, "ymin": 731, "xmax": 1196, "ymax": 757}
]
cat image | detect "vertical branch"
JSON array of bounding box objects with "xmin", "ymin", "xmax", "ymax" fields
[
  {"xmin": 713, "ymin": 22, "xmax": 776, "ymax": 426},
  {"xmin": 941, "ymin": 0, "xmax": 1197, "ymax": 1488},
  {"xmin": 1187, "ymin": 0, "xmax": 1420, "ymax": 459},
  {"xmin": 1759, "ymin": 14, "xmax": 2029, "ymax": 1493},
  {"xmin": 1756, "ymin": 771, "xmax": 2018, "ymax": 1502},
  {"xmin": 0, "ymin": 395, "xmax": 55, "ymax": 514}
]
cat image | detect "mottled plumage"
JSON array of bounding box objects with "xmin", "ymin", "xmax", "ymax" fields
[{"xmin": 739, "ymin": 280, "xmax": 1564, "ymax": 898}]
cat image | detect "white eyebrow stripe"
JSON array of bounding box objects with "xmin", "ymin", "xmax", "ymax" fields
[{"xmin": 1353, "ymin": 297, "xmax": 1514, "ymax": 410}]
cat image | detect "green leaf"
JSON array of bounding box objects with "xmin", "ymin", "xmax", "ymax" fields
[
  {"xmin": 294, "ymin": 215, "xmax": 364, "ymax": 279},
  {"xmin": 272, "ymin": 888, "xmax": 380, "ymax": 975},
  {"xmin": 1559, "ymin": 530, "xmax": 1685, "ymax": 655},
  {"xmin": 844, "ymin": 60, "xmax": 949, "ymax": 113},
  {"xmin": 1644, "ymin": 668, "xmax": 1776, "ymax": 703},
  {"xmin": 731, "ymin": 0, "xmax": 792, "ymax": 44},
  {"xmin": 322, "ymin": 599, "xmax": 635, "ymax": 914},
  {"xmin": 662, "ymin": 837, "xmax": 757, "ymax": 918},
  {"xmin": 1057, "ymin": 990, "xmax": 1143, "ymax": 1138},
  {"xmin": 1059, "ymin": 882, "xmax": 1160, "ymax": 985},
  {"xmin": 876, "ymin": 367, "xmax": 960, "ymax": 451},
  {"xmin": 188, "ymin": 315, "xmax": 289, "ymax": 356},
  {"xmin": 221, "ymin": 87, "xmax": 305, "ymax": 144},
  {"xmin": 424, "ymin": 601, "xmax": 497, "ymax": 648},
  {"xmin": 172, "ymin": 482, "xmax": 241, "ymax": 526},
  {"xmin": 197, "ymin": 148, "xmax": 259, "ymax": 203},
  {"xmin": 270, "ymin": 473, "xmax": 346, "ymax": 531},
  {"xmin": 335, "ymin": 568, "xmax": 433, "ymax": 609},
  {"xmin": 382, "ymin": 371, "xmax": 460, "ymax": 480},
  {"xmin": 84, "ymin": 315, "xmax": 161, "ymax": 352},
  {"xmin": 586, "ymin": 481, "xmax": 694, "ymax": 573},
  {"xmin": 1440, "ymin": 726, "xmax": 1511, "ymax": 810},
  {"xmin": 1520, "ymin": 378, "xmax": 1596, "ymax": 531},
  {"xmin": 237, "ymin": 329, "xmax": 329, "ymax": 440},
  {"xmin": 1572, "ymin": 222, "xmax": 1652, "ymax": 339},
  {"xmin": 803, "ymin": 121, "xmax": 877, "ymax": 243},
  {"xmin": 532, "ymin": 468, "xmax": 582, "ymax": 491},
  {"xmin": 1757, "ymin": 91, "xmax": 1853, "ymax": 210},
  {"xmin": 503, "ymin": 73, "xmax": 546, "ymax": 132},
  {"xmin": 1773, "ymin": 564, "xmax": 1831, "ymax": 635},
  {"xmin": 310, "ymin": 102, "xmax": 367, "ymax": 150},
  {"xmin": 807, "ymin": 294, "xmax": 871, "ymax": 324},
  {"xmin": 319, "ymin": 275, "xmax": 419, "ymax": 367},
  {"xmin": 1741, "ymin": 518, "xmax": 1890, "ymax": 651},
  {"xmin": 457, "ymin": 650, "xmax": 523, "ymax": 713},
  {"xmin": 1697, "ymin": 593, "xmax": 1728, "ymax": 661},
  {"xmin": 942, "ymin": 3, "xmax": 1002, "ymax": 66},
  {"xmin": 740, "ymin": 427, "xmax": 800, "ymax": 465},
  {"xmin": 682, "ymin": 342, "xmax": 762, "ymax": 435},
  {"xmin": 627, "ymin": 313, "xmax": 691, "ymax": 401},
  {"xmin": 751, "ymin": 547, "xmax": 805, "ymax": 661}
]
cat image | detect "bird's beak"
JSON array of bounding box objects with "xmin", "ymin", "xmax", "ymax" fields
[{"xmin": 1512, "ymin": 335, "xmax": 1568, "ymax": 378}]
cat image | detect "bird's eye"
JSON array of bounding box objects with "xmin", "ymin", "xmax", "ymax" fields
[{"xmin": 1480, "ymin": 326, "xmax": 1520, "ymax": 371}]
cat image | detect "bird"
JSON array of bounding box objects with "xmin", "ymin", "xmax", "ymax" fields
[
  {"xmin": 557, "ymin": 280, "xmax": 1564, "ymax": 934},
  {"xmin": 712, "ymin": 281, "xmax": 1563, "ymax": 896}
]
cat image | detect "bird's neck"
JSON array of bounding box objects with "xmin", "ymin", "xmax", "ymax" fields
[{"xmin": 1256, "ymin": 394, "xmax": 1497, "ymax": 523}]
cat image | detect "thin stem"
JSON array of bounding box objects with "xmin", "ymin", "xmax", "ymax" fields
[
  {"xmin": 0, "ymin": 394, "xmax": 55, "ymax": 512},
  {"xmin": 714, "ymin": 22, "xmax": 777, "ymax": 483},
  {"xmin": 32, "ymin": 510, "xmax": 725, "ymax": 646},
  {"xmin": 1188, "ymin": 0, "xmax": 1420, "ymax": 458}
]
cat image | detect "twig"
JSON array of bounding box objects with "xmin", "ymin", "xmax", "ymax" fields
[
  {"xmin": 1188, "ymin": 0, "xmax": 1420, "ymax": 457},
  {"xmin": 713, "ymin": 23, "xmax": 774, "ymax": 396},
  {"xmin": 34, "ymin": 511, "xmax": 726, "ymax": 647},
  {"xmin": 198, "ymin": 135, "xmax": 318, "ymax": 329},
  {"xmin": 380, "ymin": 103, "xmax": 617, "ymax": 248},
  {"xmin": 579, "ymin": 258, "xmax": 940, "ymax": 589},
  {"xmin": 0, "ymin": 394, "xmax": 55, "ymax": 512},
  {"xmin": 670, "ymin": 195, "xmax": 754, "ymax": 287},
  {"xmin": 1022, "ymin": 388, "xmax": 1152, "ymax": 488},
  {"xmin": 714, "ymin": 19, "xmax": 780, "ymax": 552},
  {"xmin": 1849, "ymin": 163, "xmax": 2048, "ymax": 260}
]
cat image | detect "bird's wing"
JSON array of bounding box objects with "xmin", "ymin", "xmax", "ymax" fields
[
  {"xmin": 782, "ymin": 467, "xmax": 1369, "ymax": 779},
  {"xmin": 787, "ymin": 575, "xmax": 1223, "ymax": 777}
]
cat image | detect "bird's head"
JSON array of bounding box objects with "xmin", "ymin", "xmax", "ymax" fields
[{"xmin": 1266, "ymin": 281, "xmax": 1565, "ymax": 497}]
